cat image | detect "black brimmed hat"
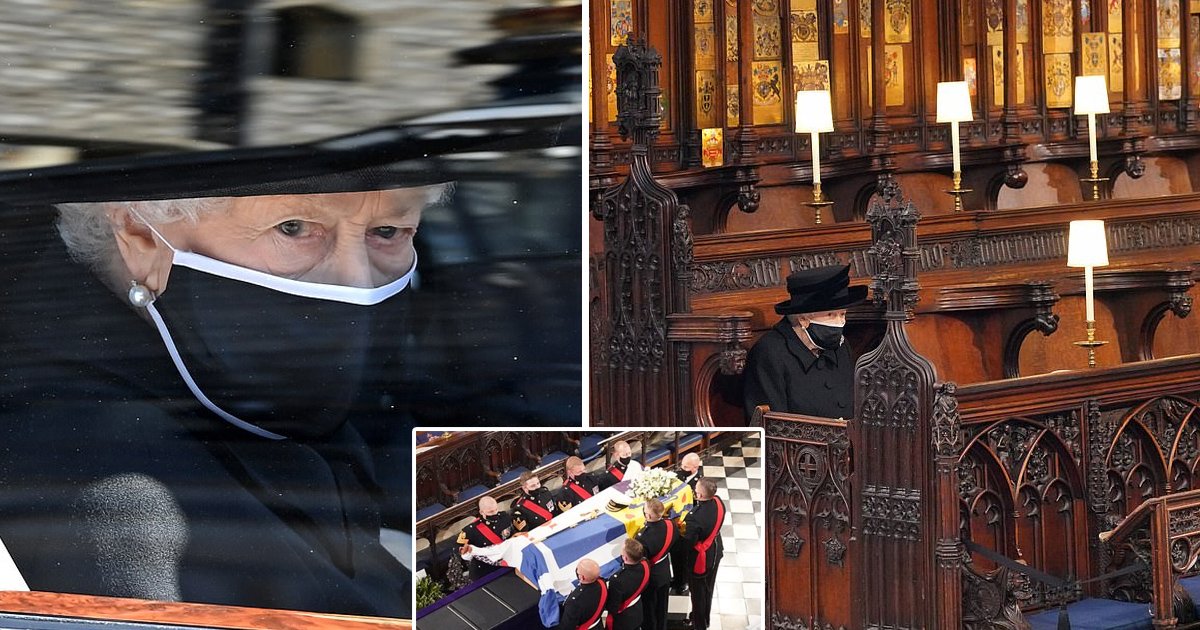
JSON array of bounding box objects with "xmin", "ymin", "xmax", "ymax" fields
[
  {"xmin": 0, "ymin": 102, "xmax": 577, "ymax": 206},
  {"xmin": 774, "ymin": 264, "xmax": 867, "ymax": 315}
]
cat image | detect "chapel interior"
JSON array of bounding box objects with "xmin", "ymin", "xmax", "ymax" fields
[{"xmin": 588, "ymin": 0, "xmax": 1200, "ymax": 628}]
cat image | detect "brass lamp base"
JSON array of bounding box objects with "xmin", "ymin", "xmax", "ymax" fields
[
  {"xmin": 1080, "ymin": 160, "xmax": 1109, "ymax": 201},
  {"xmin": 1072, "ymin": 321, "xmax": 1108, "ymax": 368},
  {"xmin": 807, "ymin": 182, "xmax": 834, "ymax": 224},
  {"xmin": 943, "ymin": 171, "xmax": 972, "ymax": 212}
]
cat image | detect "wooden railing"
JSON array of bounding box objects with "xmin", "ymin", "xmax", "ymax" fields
[{"xmin": 1099, "ymin": 488, "xmax": 1200, "ymax": 628}]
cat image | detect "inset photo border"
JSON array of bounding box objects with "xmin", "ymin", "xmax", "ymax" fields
[{"xmin": 413, "ymin": 429, "xmax": 764, "ymax": 630}]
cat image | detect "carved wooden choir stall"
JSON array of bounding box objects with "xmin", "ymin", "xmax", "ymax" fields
[{"xmin": 589, "ymin": 0, "xmax": 1200, "ymax": 627}]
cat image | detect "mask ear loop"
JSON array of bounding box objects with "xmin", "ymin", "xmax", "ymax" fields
[{"xmin": 124, "ymin": 207, "xmax": 180, "ymax": 308}]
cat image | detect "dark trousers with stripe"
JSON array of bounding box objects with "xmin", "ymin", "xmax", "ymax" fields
[
  {"xmin": 642, "ymin": 582, "xmax": 669, "ymax": 630},
  {"xmin": 687, "ymin": 565, "xmax": 718, "ymax": 630}
]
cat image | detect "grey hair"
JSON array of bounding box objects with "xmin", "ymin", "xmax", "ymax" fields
[
  {"xmin": 53, "ymin": 182, "xmax": 451, "ymax": 272},
  {"xmin": 54, "ymin": 197, "xmax": 232, "ymax": 272}
]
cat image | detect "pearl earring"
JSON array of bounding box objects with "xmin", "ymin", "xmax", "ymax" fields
[{"xmin": 128, "ymin": 281, "xmax": 155, "ymax": 308}]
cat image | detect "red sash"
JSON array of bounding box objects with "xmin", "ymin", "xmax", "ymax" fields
[
  {"xmin": 567, "ymin": 479, "xmax": 593, "ymax": 501},
  {"xmin": 650, "ymin": 521, "xmax": 675, "ymax": 564},
  {"xmin": 519, "ymin": 496, "xmax": 554, "ymax": 522},
  {"xmin": 474, "ymin": 519, "xmax": 503, "ymax": 545},
  {"xmin": 692, "ymin": 497, "xmax": 725, "ymax": 575},
  {"xmin": 605, "ymin": 561, "xmax": 650, "ymax": 629},
  {"xmin": 578, "ymin": 580, "xmax": 608, "ymax": 630},
  {"xmin": 608, "ymin": 464, "xmax": 625, "ymax": 482}
]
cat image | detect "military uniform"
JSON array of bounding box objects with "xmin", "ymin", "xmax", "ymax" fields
[
  {"xmin": 683, "ymin": 496, "xmax": 725, "ymax": 630},
  {"xmin": 457, "ymin": 512, "xmax": 512, "ymax": 580},
  {"xmin": 605, "ymin": 559, "xmax": 650, "ymax": 630},
  {"xmin": 598, "ymin": 458, "xmax": 631, "ymax": 491},
  {"xmin": 557, "ymin": 579, "xmax": 607, "ymax": 630},
  {"xmin": 557, "ymin": 471, "xmax": 601, "ymax": 512},
  {"xmin": 669, "ymin": 470, "xmax": 701, "ymax": 593},
  {"xmin": 636, "ymin": 519, "xmax": 677, "ymax": 630},
  {"xmin": 511, "ymin": 487, "xmax": 557, "ymax": 532}
]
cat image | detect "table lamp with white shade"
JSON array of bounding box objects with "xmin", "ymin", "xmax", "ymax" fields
[
  {"xmin": 1074, "ymin": 75, "xmax": 1111, "ymax": 200},
  {"xmin": 936, "ymin": 81, "xmax": 973, "ymax": 211},
  {"xmin": 1067, "ymin": 219, "xmax": 1110, "ymax": 367},
  {"xmin": 795, "ymin": 89, "xmax": 834, "ymax": 224}
]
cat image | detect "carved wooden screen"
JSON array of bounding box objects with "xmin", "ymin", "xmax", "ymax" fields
[{"xmin": 766, "ymin": 415, "xmax": 852, "ymax": 629}]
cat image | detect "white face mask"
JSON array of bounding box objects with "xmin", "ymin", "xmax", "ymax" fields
[{"xmin": 133, "ymin": 214, "xmax": 416, "ymax": 440}]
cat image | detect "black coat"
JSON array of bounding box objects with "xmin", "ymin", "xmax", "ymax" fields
[
  {"xmin": 0, "ymin": 229, "xmax": 408, "ymax": 617},
  {"xmin": 557, "ymin": 580, "xmax": 607, "ymax": 630},
  {"xmin": 683, "ymin": 497, "xmax": 725, "ymax": 576},
  {"xmin": 635, "ymin": 519, "xmax": 677, "ymax": 588},
  {"xmin": 459, "ymin": 513, "xmax": 512, "ymax": 579},
  {"xmin": 605, "ymin": 560, "xmax": 649, "ymax": 630},
  {"xmin": 742, "ymin": 318, "xmax": 854, "ymax": 420}
]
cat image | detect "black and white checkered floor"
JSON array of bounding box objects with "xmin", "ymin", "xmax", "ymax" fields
[{"xmin": 666, "ymin": 432, "xmax": 763, "ymax": 630}]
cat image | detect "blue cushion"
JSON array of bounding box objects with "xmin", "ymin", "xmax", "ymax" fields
[
  {"xmin": 500, "ymin": 466, "xmax": 529, "ymax": 484},
  {"xmin": 1025, "ymin": 599, "xmax": 1152, "ymax": 630},
  {"xmin": 679, "ymin": 433, "xmax": 703, "ymax": 448},
  {"xmin": 457, "ymin": 484, "xmax": 490, "ymax": 503},
  {"xmin": 1181, "ymin": 574, "xmax": 1200, "ymax": 604},
  {"xmin": 540, "ymin": 451, "xmax": 568, "ymax": 466},
  {"xmin": 645, "ymin": 447, "xmax": 671, "ymax": 467},
  {"xmin": 579, "ymin": 434, "xmax": 605, "ymax": 462},
  {"xmin": 416, "ymin": 502, "xmax": 447, "ymax": 521}
]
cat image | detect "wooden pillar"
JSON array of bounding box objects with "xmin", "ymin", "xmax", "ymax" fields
[
  {"xmin": 870, "ymin": 0, "xmax": 891, "ymax": 151},
  {"xmin": 1002, "ymin": 0, "xmax": 1022, "ymax": 141}
]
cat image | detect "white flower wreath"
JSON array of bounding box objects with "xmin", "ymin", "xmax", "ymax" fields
[{"xmin": 628, "ymin": 467, "xmax": 678, "ymax": 501}]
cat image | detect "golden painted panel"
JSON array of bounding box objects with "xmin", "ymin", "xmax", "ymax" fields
[
  {"xmin": 789, "ymin": 0, "xmax": 816, "ymax": 10},
  {"xmin": 695, "ymin": 0, "xmax": 714, "ymax": 23},
  {"xmin": 606, "ymin": 54, "xmax": 618, "ymax": 122},
  {"xmin": 1109, "ymin": 34, "xmax": 1124, "ymax": 92},
  {"xmin": 701, "ymin": 128, "xmax": 724, "ymax": 168},
  {"xmin": 884, "ymin": 45, "xmax": 905, "ymax": 106},
  {"xmin": 1081, "ymin": 0, "xmax": 1092, "ymax": 31},
  {"xmin": 792, "ymin": 10, "xmax": 820, "ymax": 61},
  {"xmin": 754, "ymin": 13, "xmax": 782, "ymax": 60},
  {"xmin": 1192, "ymin": 16, "xmax": 1200, "ymax": 97},
  {"xmin": 793, "ymin": 60, "xmax": 831, "ymax": 91},
  {"xmin": 1082, "ymin": 33, "xmax": 1108, "ymax": 76},
  {"xmin": 726, "ymin": 14, "xmax": 739, "ymax": 62},
  {"xmin": 727, "ymin": 84, "xmax": 740, "ymax": 127},
  {"xmin": 1015, "ymin": 44, "xmax": 1026, "ymax": 104},
  {"xmin": 611, "ymin": 0, "xmax": 632, "ymax": 47},
  {"xmin": 964, "ymin": 57, "xmax": 978, "ymax": 98},
  {"xmin": 885, "ymin": 0, "xmax": 912, "ymax": 43},
  {"xmin": 1158, "ymin": 0, "xmax": 1181, "ymax": 49},
  {"xmin": 992, "ymin": 46, "xmax": 1005, "ymax": 107},
  {"xmin": 696, "ymin": 23, "xmax": 717, "ymax": 70},
  {"xmin": 751, "ymin": 61, "xmax": 784, "ymax": 124},
  {"xmin": 1016, "ymin": 0, "xmax": 1030, "ymax": 43},
  {"xmin": 1110, "ymin": 0, "xmax": 1122, "ymax": 33},
  {"xmin": 986, "ymin": 0, "xmax": 1003, "ymax": 47},
  {"xmin": 1159, "ymin": 47, "xmax": 1182, "ymax": 100},
  {"xmin": 1043, "ymin": 0, "xmax": 1074, "ymax": 53},
  {"xmin": 833, "ymin": 0, "xmax": 849, "ymax": 34},
  {"xmin": 755, "ymin": 0, "xmax": 779, "ymax": 15},
  {"xmin": 1045, "ymin": 53, "xmax": 1073, "ymax": 108},
  {"xmin": 1192, "ymin": 0, "xmax": 1200, "ymax": 12},
  {"xmin": 696, "ymin": 70, "xmax": 720, "ymax": 128},
  {"xmin": 860, "ymin": 0, "xmax": 872, "ymax": 38}
]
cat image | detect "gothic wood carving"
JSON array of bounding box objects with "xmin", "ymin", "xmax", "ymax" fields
[{"xmin": 592, "ymin": 39, "xmax": 695, "ymax": 426}]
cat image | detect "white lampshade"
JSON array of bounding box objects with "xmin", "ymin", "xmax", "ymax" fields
[
  {"xmin": 1074, "ymin": 75, "xmax": 1111, "ymax": 115},
  {"xmin": 795, "ymin": 90, "xmax": 834, "ymax": 133},
  {"xmin": 936, "ymin": 81, "xmax": 973, "ymax": 123},
  {"xmin": 1067, "ymin": 220, "xmax": 1109, "ymax": 267}
]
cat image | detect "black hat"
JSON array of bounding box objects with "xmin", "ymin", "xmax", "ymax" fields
[
  {"xmin": 774, "ymin": 264, "xmax": 867, "ymax": 315},
  {"xmin": 0, "ymin": 102, "xmax": 577, "ymax": 206}
]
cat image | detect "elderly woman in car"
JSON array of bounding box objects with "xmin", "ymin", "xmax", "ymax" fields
[{"xmin": 0, "ymin": 150, "xmax": 446, "ymax": 617}]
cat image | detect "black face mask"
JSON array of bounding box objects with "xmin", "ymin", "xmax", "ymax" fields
[
  {"xmin": 134, "ymin": 217, "xmax": 415, "ymax": 441},
  {"xmin": 805, "ymin": 322, "xmax": 844, "ymax": 352},
  {"xmin": 619, "ymin": 456, "xmax": 632, "ymax": 466}
]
